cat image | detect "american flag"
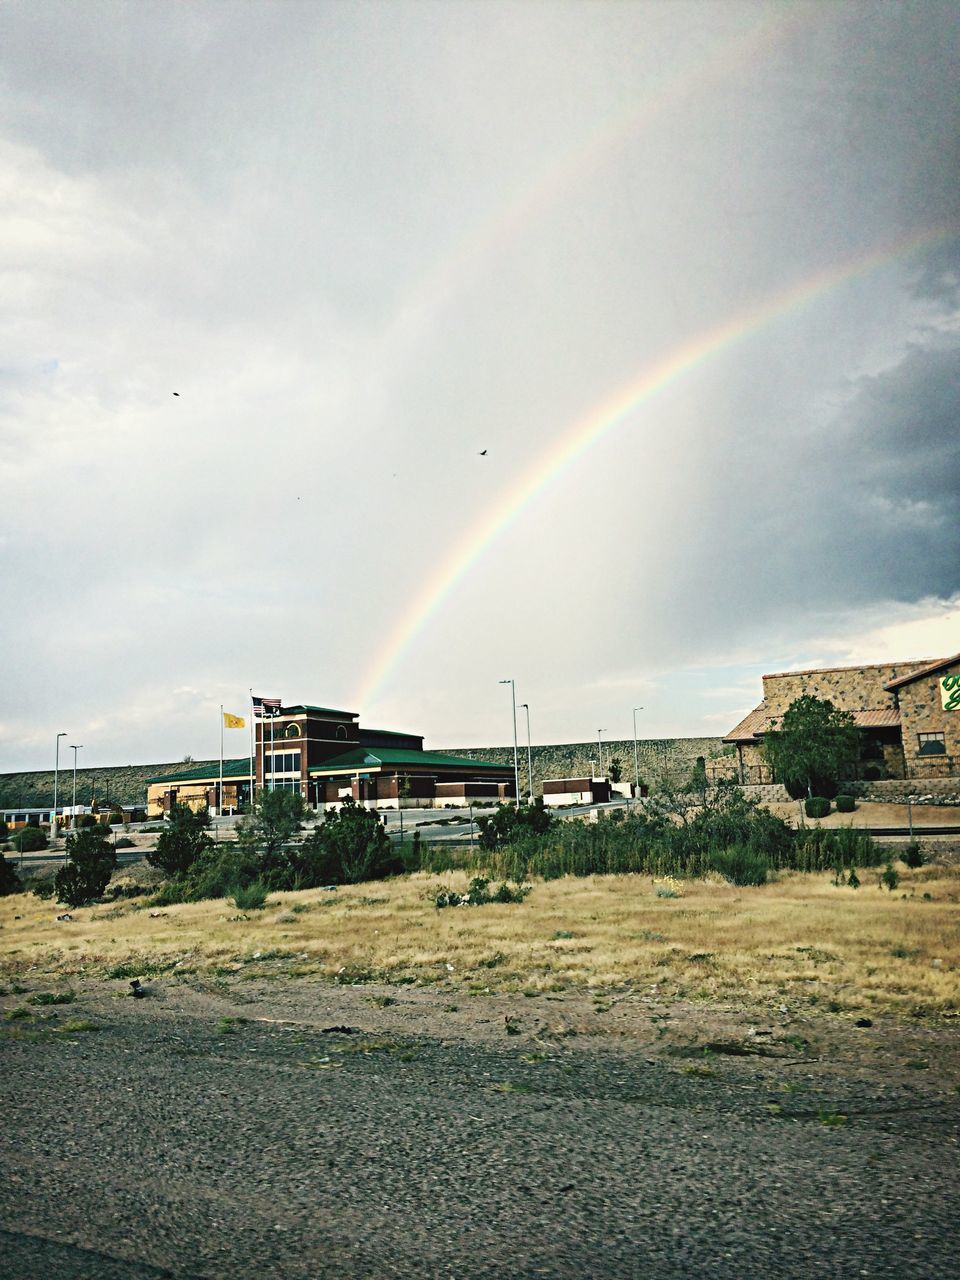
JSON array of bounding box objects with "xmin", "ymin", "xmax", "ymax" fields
[{"xmin": 252, "ymin": 695, "xmax": 282, "ymax": 716}]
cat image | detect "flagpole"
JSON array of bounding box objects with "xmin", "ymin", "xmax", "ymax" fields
[
  {"xmin": 249, "ymin": 688, "xmax": 255, "ymax": 810},
  {"xmin": 219, "ymin": 704, "xmax": 224, "ymax": 821}
]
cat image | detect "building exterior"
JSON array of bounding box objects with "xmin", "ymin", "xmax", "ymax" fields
[
  {"xmin": 722, "ymin": 653, "xmax": 960, "ymax": 784},
  {"xmin": 145, "ymin": 702, "xmax": 516, "ymax": 817},
  {"xmin": 541, "ymin": 777, "xmax": 613, "ymax": 807}
]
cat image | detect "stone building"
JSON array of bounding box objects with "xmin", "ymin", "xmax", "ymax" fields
[{"xmin": 723, "ymin": 653, "xmax": 960, "ymax": 784}]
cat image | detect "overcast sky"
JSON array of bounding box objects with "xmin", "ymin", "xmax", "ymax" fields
[{"xmin": 2, "ymin": 0, "xmax": 958, "ymax": 772}]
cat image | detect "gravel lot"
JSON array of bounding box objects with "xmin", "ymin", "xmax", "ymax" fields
[{"xmin": 2, "ymin": 977, "xmax": 959, "ymax": 1279}]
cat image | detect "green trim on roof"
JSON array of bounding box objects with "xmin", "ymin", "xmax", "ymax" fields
[
  {"xmin": 309, "ymin": 747, "xmax": 510, "ymax": 774},
  {"xmin": 281, "ymin": 705, "xmax": 357, "ymax": 718},
  {"xmin": 146, "ymin": 759, "xmax": 252, "ymax": 785}
]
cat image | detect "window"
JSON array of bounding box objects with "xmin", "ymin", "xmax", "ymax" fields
[
  {"xmin": 917, "ymin": 732, "xmax": 946, "ymax": 756},
  {"xmin": 264, "ymin": 750, "xmax": 301, "ymax": 775}
]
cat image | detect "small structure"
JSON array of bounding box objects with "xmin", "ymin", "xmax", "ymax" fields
[{"xmin": 540, "ymin": 777, "xmax": 612, "ymax": 807}]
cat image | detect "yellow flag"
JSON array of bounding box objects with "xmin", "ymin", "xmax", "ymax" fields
[{"xmin": 223, "ymin": 711, "xmax": 245, "ymax": 729}]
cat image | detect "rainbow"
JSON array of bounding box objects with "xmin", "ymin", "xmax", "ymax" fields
[
  {"xmin": 357, "ymin": 224, "xmax": 958, "ymax": 709},
  {"xmin": 377, "ymin": 7, "xmax": 814, "ymax": 351}
]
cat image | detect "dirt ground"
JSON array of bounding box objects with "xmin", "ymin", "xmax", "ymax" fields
[{"xmin": 2, "ymin": 971, "xmax": 959, "ymax": 1279}]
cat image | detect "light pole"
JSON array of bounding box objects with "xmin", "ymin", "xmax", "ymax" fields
[
  {"xmin": 499, "ymin": 679, "xmax": 520, "ymax": 804},
  {"xmin": 597, "ymin": 729, "xmax": 605, "ymax": 778},
  {"xmin": 70, "ymin": 744, "xmax": 83, "ymax": 830},
  {"xmin": 632, "ymin": 706, "xmax": 644, "ymax": 798},
  {"xmin": 520, "ymin": 703, "xmax": 534, "ymax": 803},
  {"xmin": 53, "ymin": 731, "xmax": 67, "ymax": 838}
]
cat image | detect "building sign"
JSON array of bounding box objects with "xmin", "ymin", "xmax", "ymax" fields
[{"xmin": 940, "ymin": 674, "xmax": 960, "ymax": 711}]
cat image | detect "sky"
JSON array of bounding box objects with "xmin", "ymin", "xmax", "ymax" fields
[{"xmin": 1, "ymin": 0, "xmax": 959, "ymax": 772}]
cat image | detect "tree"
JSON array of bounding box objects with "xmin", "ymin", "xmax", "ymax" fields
[
  {"xmin": 297, "ymin": 798, "xmax": 398, "ymax": 885},
  {"xmin": 236, "ymin": 789, "xmax": 306, "ymax": 875},
  {"xmin": 12, "ymin": 824, "xmax": 48, "ymax": 853},
  {"xmin": 148, "ymin": 802, "xmax": 212, "ymax": 877},
  {"xmin": 0, "ymin": 851, "xmax": 22, "ymax": 897},
  {"xmin": 608, "ymin": 757, "xmax": 623, "ymax": 784},
  {"xmin": 763, "ymin": 695, "xmax": 859, "ymax": 799},
  {"xmin": 476, "ymin": 798, "xmax": 554, "ymax": 851},
  {"xmin": 55, "ymin": 826, "xmax": 117, "ymax": 906}
]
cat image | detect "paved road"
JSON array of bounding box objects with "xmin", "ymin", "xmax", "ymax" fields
[{"xmin": 2, "ymin": 984, "xmax": 958, "ymax": 1279}]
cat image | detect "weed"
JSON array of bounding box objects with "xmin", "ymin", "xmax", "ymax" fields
[
  {"xmin": 905, "ymin": 1059, "xmax": 929, "ymax": 1070},
  {"xmin": 333, "ymin": 1039, "xmax": 396, "ymax": 1055},
  {"xmin": 818, "ymin": 1110, "xmax": 848, "ymax": 1127},
  {"xmin": 368, "ymin": 994, "xmax": 397, "ymax": 1007},
  {"xmin": 881, "ymin": 864, "xmax": 900, "ymax": 892},
  {"xmin": 59, "ymin": 1019, "xmax": 98, "ymax": 1033},
  {"xmin": 504, "ymin": 1016, "xmax": 522, "ymax": 1035},
  {"xmin": 552, "ymin": 930, "xmax": 577, "ymax": 940},
  {"xmin": 27, "ymin": 991, "xmax": 76, "ymax": 1006},
  {"xmin": 5, "ymin": 1007, "xmax": 31, "ymax": 1021},
  {"xmin": 490, "ymin": 1081, "xmax": 532, "ymax": 1094},
  {"xmin": 229, "ymin": 881, "xmax": 269, "ymax": 911},
  {"xmin": 216, "ymin": 1016, "xmax": 249, "ymax": 1034}
]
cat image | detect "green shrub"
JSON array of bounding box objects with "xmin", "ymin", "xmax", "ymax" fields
[
  {"xmin": 901, "ymin": 840, "xmax": 924, "ymax": 869},
  {"xmin": 835, "ymin": 794, "xmax": 855, "ymax": 813},
  {"xmin": 229, "ymin": 880, "xmax": 269, "ymax": 911},
  {"xmin": 708, "ymin": 845, "xmax": 768, "ymax": 886},
  {"xmin": 54, "ymin": 826, "xmax": 117, "ymax": 906},
  {"xmin": 115, "ymin": 836, "xmax": 136, "ymax": 849},
  {"xmin": 76, "ymin": 814, "xmax": 98, "ymax": 829},
  {"xmin": 13, "ymin": 825, "xmax": 48, "ymax": 853},
  {"xmin": 805, "ymin": 797, "xmax": 831, "ymax": 819},
  {"xmin": 0, "ymin": 853, "xmax": 23, "ymax": 897},
  {"xmin": 148, "ymin": 803, "xmax": 212, "ymax": 877},
  {"xmin": 31, "ymin": 879, "xmax": 56, "ymax": 900},
  {"xmin": 881, "ymin": 863, "xmax": 900, "ymax": 892}
]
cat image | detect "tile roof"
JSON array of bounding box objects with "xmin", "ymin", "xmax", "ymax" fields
[
  {"xmin": 722, "ymin": 704, "xmax": 767, "ymax": 743},
  {"xmin": 884, "ymin": 653, "xmax": 960, "ymax": 691},
  {"xmin": 724, "ymin": 704, "xmax": 901, "ymax": 742}
]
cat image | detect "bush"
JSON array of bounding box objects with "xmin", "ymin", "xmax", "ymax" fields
[
  {"xmin": 229, "ymin": 880, "xmax": 269, "ymax": 911},
  {"xmin": 708, "ymin": 845, "xmax": 769, "ymax": 886},
  {"xmin": 805, "ymin": 797, "xmax": 831, "ymax": 819},
  {"xmin": 293, "ymin": 799, "xmax": 400, "ymax": 887},
  {"xmin": 54, "ymin": 826, "xmax": 117, "ymax": 906},
  {"xmin": 148, "ymin": 803, "xmax": 212, "ymax": 877},
  {"xmin": 835, "ymin": 794, "xmax": 856, "ymax": 813},
  {"xmin": 881, "ymin": 863, "xmax": 900, "ymax": 891},
  {"xmin": 0, "ymin": 853, "xmax": 23, "ymax": 897},
  {"xmin": 13, "ymin": 825, "xmax": 48, "ymax": 853},
  {"xmin": 900, "ymin": 840, "xmax": 924, "ymax": 869},
  {"xmin": 115, "ymin": 836, "xmax": 136, "ymax": 849},
  {"xmin": 76, "ymin": 814, "xmax": 98, "ymax": 829}
]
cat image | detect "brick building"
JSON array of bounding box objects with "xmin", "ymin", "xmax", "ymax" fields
[
  {"xmin": 723, "ymin": 653, "xmax": 960, "ymax": 784},
  {"xmin": 146, "ymin": 703, "xmax": 515, "ymax": 817}
]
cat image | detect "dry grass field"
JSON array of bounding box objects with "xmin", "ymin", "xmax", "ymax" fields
[{"xmin": 2, "ymin": 861, "xmax": 959, "ymax": 1018}]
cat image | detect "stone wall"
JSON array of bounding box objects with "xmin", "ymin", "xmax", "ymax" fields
[
  {"xmin": 851, "ymin": 777, "xmax": 960, "ymax": 805},
  {"xmin": 898, "ymin": 661, "xmax": 960, "ymax": 779},
  {"xmin": 761, "ymin": 661, "xmax": 927, "ymax": 721},
  {"xmin": 441, "ymin": 737, "xmax": 727, "ymax": 797}
]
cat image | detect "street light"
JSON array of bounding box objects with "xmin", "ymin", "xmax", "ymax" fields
[
  {"xmin": 70, "ymin": 744, "xmax": 83, "ymax": 830},
  {"xmin": 632, "ymin": 706, "xmax": 644, "ymax": 798},
  {"xmin": 597, "ymin": 729, "xmax": 605, "ymax": 778},
  {"xmin": 520, "ymin": 703, "xmax": 534, "ymax": 803},
  {"xmin": 53, "ymin": 732, "xmax": 67, "ymax": 838},
  {"xmin": 499, "ymin": 680, "xmax": 520, "ymax": 804}
]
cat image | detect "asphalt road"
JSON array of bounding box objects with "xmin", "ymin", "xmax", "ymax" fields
[{"xmin": 2, "ymin": 985, "xmax": 958, "ymax": 1279}]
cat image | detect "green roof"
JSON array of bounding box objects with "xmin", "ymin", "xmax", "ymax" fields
[
  {"xmin": 308, "ymin": 748, "xmax": 510, "ymax": 774},
  {"xmin": 146, "ymin": 759, "xmax": 252, "ymax": 785}
]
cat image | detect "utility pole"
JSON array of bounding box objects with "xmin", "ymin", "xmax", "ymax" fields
[
  {"xmin": 520, "ymin": 703, "xmax": 534, "ymax": 803},
  {"xmin": 499, "ymin": 680, "xmax": 520, "ymax": 804}
]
